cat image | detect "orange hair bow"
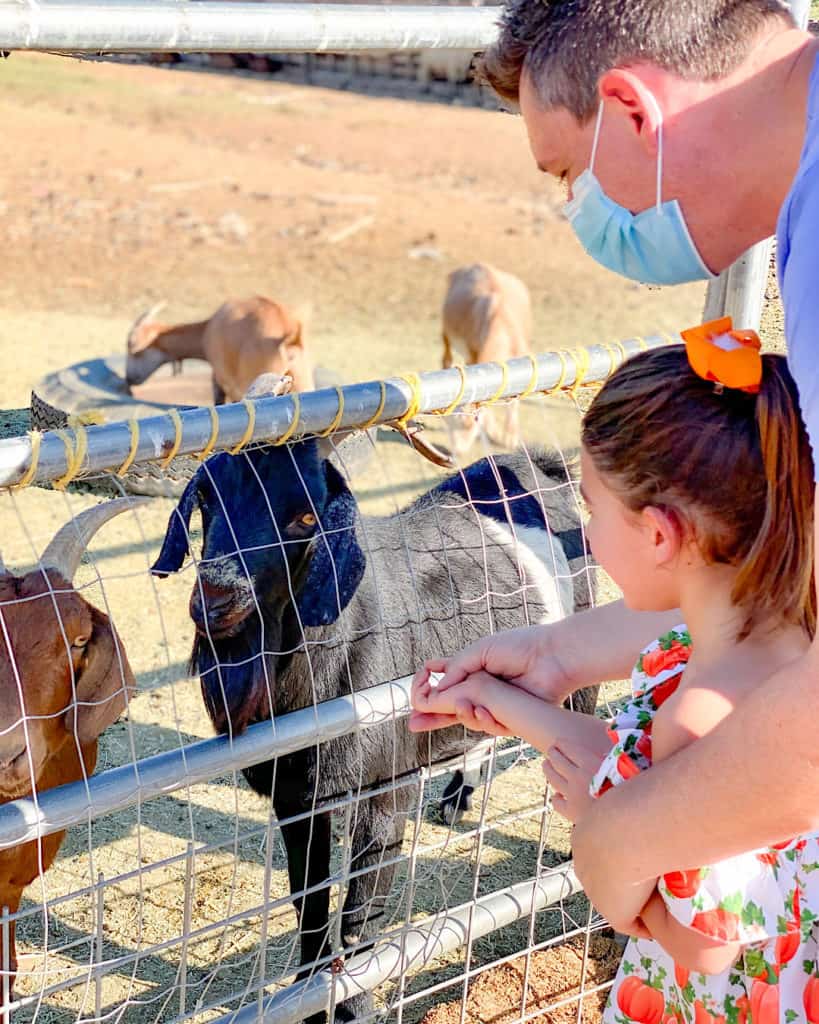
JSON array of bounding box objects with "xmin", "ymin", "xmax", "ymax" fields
[{"xmin": 680, "ymin": 316, "xmax": 762, "ymax": 394}]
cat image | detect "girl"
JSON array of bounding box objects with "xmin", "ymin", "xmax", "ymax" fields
[{"xmin": 411, "ymin": 326, "xmax": 819, "ymax": 1023}]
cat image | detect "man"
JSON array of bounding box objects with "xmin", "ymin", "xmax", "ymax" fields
[{"xmin": 413, "ymin": 0, "xmax": 819, "ymax": 935}]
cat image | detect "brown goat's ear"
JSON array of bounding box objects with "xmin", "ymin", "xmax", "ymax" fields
[{"xmin": 65, "ymin": 608, "xmax": 135, "ymax": 745}]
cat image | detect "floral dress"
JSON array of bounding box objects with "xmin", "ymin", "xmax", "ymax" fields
[{"xmin": 594, "ymin": 626, "xmax": 819, "ymax": 1024}]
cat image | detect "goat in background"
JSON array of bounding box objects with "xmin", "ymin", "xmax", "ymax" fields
[
  {"xmin": 442, "ymin": 262, "xmax": 533, "ymax": 452},
  {"xmin": 152, "ymin": 375, "xmax": 596, "ymax": 1024},
  {"xmin": 0, "ymin": 498, "xmax": 141, "ymax": 992},
  {"xmin": 125, "ymin": 296, "xmax": 314, "ymax": 403}
]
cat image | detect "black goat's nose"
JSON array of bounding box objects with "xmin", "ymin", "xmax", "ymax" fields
[{"xmin": 203, "ymin": 588, "xmax": 233, "ymax": 614}]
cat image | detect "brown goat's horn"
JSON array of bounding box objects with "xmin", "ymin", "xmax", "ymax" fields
[
  {"xmin": 127, "ymin": 302, "xmax": 167, "ymax": 348},
  {"xmin": 40, "ymin": 497, "xmax": 152, "ymax": 581}
]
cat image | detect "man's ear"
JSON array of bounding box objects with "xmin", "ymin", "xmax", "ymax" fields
[
  {"xmin": 641, "ymin": 505, "xmax": 684, "ymax": 567},
  {"xmin": 598, "ymin": 68, "xmax": 663, "ymax": 156}
]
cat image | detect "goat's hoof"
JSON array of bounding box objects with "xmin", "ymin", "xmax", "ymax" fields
[{"xmin": 438, "ymin": 790, "xmax": 473, "ymax": 826}]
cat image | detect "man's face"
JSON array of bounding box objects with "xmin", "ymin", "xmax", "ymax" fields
[
  {"xmin": 517, "ymin": 68, "xmax": 746, "ymax": 275},
  {"xmin": 519, "ymin": 69, "xmax": 661, "ymax": 217}
]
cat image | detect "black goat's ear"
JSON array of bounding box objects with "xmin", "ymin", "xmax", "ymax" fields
[
  {"xmin": 151, "ymin": 474, "xmax": 200, "ymax": 577},
  {"xmin": 297, "ymin": 461, "xmax": 365, "ymax": 627}
]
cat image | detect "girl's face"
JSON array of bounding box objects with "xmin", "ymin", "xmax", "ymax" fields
[{"xmin": 579, "ymin": 447, "xmax": 681, "ymax": 612}]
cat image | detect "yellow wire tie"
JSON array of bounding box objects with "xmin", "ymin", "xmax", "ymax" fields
[
  {"xmin": 395, "ymin": 373, "xmax": 422, "ymax": 429},
  {"xmin": 517, "ymin": 355, "xmax": 540, "ymax": 401},
  {"xmin": 361, "ymin": 382, "xmax": 387, "ymax": 430},
  {"xmin": 441, "ymin": 365, "xmax": 467, "ymax": 416},
  {"xmin": 601, "ymin": 341, "xmax": 626, "ymax": 376},
  {"xmin": 229, "ymin": 400, "xmax": 257, "ymax": 455},
  {"xmin": 161, "ymin": 409, "xmax": 183, "ymax": 469},
  {"xmin": 274, "ymin": 392, "xmax": 302, "ymax": 446},
  {"xmin": 318, "ymin": 387, "xmax": 346, "ymax": 439},
  {"xmin": 12, "ymin": 430, "xmax": 42, "ymax": 490},
  {"xmin": 485, "ymin": 361, "xmax": 510, "ymax": 406},
  {"xmin": 543, "ymin": 350, "xmax": 570, "ymax": 394},
  {"xmin": 115, "ymin": 419, "xmax": 140, "ymax": 478},
  {"xmin": 196, "ymin": 407, "xmax": 220, "ymax": 462},
  {"xmin": 570, "ymin": 346, "xmax": 592, "ymax": 396},
  {"xmin": 53, "ymin": 427, "xmax": 88, "ymax": 490}
]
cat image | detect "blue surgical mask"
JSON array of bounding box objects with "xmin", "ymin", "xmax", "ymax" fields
[{"xmin": 564, "ymin": 98, "xmax": 716, "ymax": 286}]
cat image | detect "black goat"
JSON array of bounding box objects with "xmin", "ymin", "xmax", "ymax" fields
[{"xmin": 153, "ymin": 431, "xmax": 596, "ymax": 1023}]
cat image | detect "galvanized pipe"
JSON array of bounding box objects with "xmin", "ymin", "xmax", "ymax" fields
[
  {"xmin": 0, "ymin": 674, "xmax": 418, "ymax": 849},
  {"xmin": 0, "ymin": 2, "xmax": 499, "ymax": 53},
  {"xmin": 217, "ymin": 866, "xmax": 583, "ymax": 1024},
  {"xmin": 0, "ymin": 336, "xmax": 671, "ymax": 490}
]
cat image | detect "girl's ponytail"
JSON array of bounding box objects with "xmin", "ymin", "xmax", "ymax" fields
[{"xmin": 733, "ymin": 357, "xmax": 816, "ymax": 637}]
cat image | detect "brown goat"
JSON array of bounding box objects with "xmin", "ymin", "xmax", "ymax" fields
[
  {"xmin": 125, "ymin": 296, "xmax": 314, "ymax": 404},
  {"xmin": 442, "ymin": 263, "xmax": 533, "ymax": 452},
  {"xmin": 0, "ymin": 499, "xmax": 141, "ymax": 993}
]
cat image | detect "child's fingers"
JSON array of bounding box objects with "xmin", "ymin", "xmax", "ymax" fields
[
  {"xmin": 434, "ymin": 662, "xmax": 470, "ymax": 693},
  {"xmin": 542, "ymin": 757, "xmax": 562, "ymax": 787},
  {"xmin": 544, "ymin": 746, "xmax": 575, "ymax": 778},
  {"xmin": 472, "ymin": 704, "xmax": 509, "ymax": 737},
  {"xmin": 408, "ymin": 710, "xmax": 461, "ymax": 733},
  {"xmin": 550, "ymin": 791, "xmax": 570, "ymax": 820}
]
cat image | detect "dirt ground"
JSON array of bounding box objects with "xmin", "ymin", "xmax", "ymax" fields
[{"xmin": 0, "ymin": 51, "xmax": 715, "ymax": 1023}]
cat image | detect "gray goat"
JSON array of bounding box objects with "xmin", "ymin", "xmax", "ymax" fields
[{"xmin": 152, "ymin": 412, "xmax": 596, "ymax": 1023}]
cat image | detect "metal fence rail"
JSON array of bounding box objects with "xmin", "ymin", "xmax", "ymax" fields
[
  {"xmin": 0, "ymin": 336, "xmax": 672, "ymax": 490},
  {"xmin": 0, "ymin": 1, "xmax": 500, "ymax": 53},
  {"xmin": 0, "ymin": 674, "xmax": 419, "ymax": 849}
]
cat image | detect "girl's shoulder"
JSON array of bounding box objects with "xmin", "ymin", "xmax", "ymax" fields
[{"xmin": 630, "ymin": 624, "xmax": 691, "ymax": 709}]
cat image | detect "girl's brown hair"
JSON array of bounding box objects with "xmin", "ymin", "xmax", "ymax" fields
[{"xmin": 581, "ymin": 346, "xmax": 816, "ymax": 638}]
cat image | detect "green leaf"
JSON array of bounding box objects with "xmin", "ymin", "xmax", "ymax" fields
[
  {"xmin": 622, "ymin": 961, "xmax": 634, "ymax": 975},
  {"xmin": 741, "ymin": 901, "xmax": 765, "ymax": 927},
  {"xmin": 777, "ymin": 915, "xmax": 790, "ymax": 934},
  {"xmin": 640, "ymin": 956, "xmax": 653, "ymax": 971},
  {"xmin": 786, "ymin": 1010, "xmax": 798, "ymax": 1022},
  {"xmin": 722, "ymin": 892, "xmax": 744, "ymax": 915},
  {"xmin": 743, "ymin": 948, "xmax": 766, "ymax": 977}
]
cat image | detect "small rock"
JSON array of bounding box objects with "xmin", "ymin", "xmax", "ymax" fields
[
  {"xmin": 217, "ymin": 211, "xmax": 251, "ymax": 241},
  {"xmin": 407, "ymin": 244, "xmax": 444, "ymax": 261}
]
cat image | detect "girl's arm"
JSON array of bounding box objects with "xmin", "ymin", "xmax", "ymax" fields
[
  {"xmin": 416, "ymin": 602, "xmax": 683, "ymax": 704},
  {"xmin": 639, "ymin": 890, "xmax": 741, "ymax": 975},
  {"xmin": 411, "ymin": 670, "xmax": 612, "ymax": 758}
]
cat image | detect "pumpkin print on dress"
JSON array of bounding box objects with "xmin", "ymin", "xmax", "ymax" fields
[{"xmin": 595, "ymin": 627, "xmax": 819, "ymax": 1024}]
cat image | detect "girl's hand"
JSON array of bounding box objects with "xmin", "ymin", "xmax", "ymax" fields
[
  {"xmin": 542, "ymin": 740, "xmax": 602, "ymax": 824},
  {"xmin": 409, "ymin": 671, "xmax": 511, "ymax": 736},
  {"xmin": 412, "ymin": 626, "xmax": 575, "ymax": 704}
]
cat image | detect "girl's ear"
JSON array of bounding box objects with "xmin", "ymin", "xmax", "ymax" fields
[{"xmin": 641, "ymin": 505, "xmax": 684, "ymax": 567}]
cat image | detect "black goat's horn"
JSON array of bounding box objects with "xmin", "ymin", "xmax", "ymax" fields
[
  {"xmin": 387, "ymin": 420, "xmax": 456, "ymax": 470},
  {"xmin": 40, "ymin": 497, "xmax": 152, "ymax": 581}
]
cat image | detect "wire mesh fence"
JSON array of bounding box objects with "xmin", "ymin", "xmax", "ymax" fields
[{"xmin": 0, "ymin": 352, "xmax": 649, "ymax": 1024}]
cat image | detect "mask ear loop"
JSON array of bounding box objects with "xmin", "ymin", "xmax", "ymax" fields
[
  {"xmin": 589, "ymin": 101, "xmax": 605, "ymax": 176},
  {"xmin": 643, "ymin": 90, "xmax": 665, "ymax": 214}
]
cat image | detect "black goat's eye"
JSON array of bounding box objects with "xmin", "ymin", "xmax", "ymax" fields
[{"xmin": 300, "ymin": 513, "xmax": 317, "ymax": 528}]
